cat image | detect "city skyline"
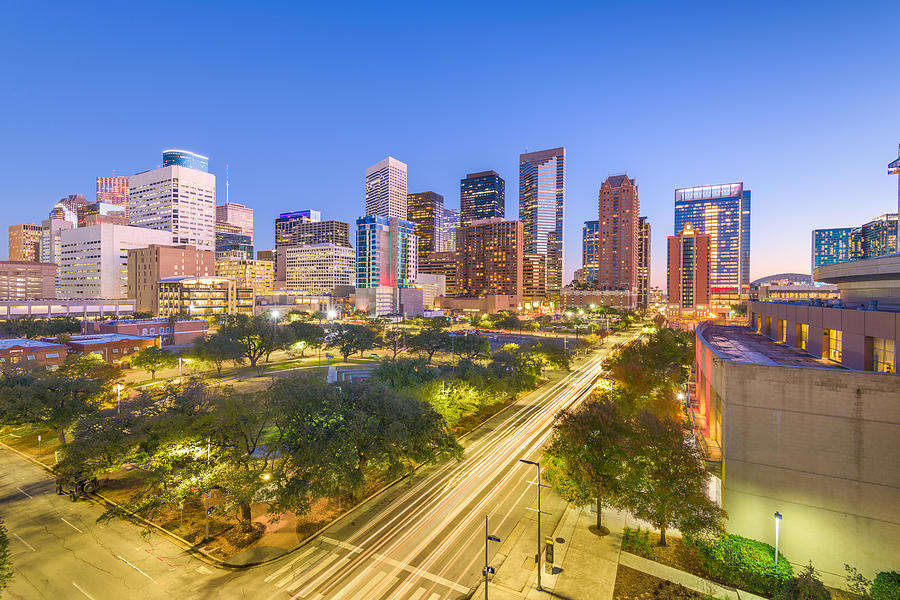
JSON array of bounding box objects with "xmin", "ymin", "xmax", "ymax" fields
[{"xmin": 1, "ymin": 4, "xmax": 899, "ymax": 289}]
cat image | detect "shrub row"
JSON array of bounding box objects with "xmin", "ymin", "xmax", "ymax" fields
[
  {"xmin": 872, "ymin": 571, "xmax": 900, "ymax": 600},
  {"xmin": 689, "ymin": 532, "xmax": 793, "ymax": 596}
]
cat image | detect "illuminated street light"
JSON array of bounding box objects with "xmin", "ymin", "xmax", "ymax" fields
[
  {"xmin": 774, "ymin": 511, "xmax": 783, "ymax": 564},
  {"xmin": 327, "ymin": 309, "xmax": 337, "ymax": 320},
  {"xmin": 116, "ymin": 382, "xmax": 122, "ymax": 414},
  {"xmin": 519, "ymin": 458, "xmax": 550, "ymax": 591}
]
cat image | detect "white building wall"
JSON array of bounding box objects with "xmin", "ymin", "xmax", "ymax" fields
[
  {"xmin": 284, "ymin": 244, "xmax": 354, "ymax": 294},
  {"xmin": 129, "ymin": 165, "xmax": 216, "ymax": 251},
  {"xmin": 58, "ymin": 224, "xmax": 171, "ymax": 299},
  {"xmin": 365, "ymin": 157, "xmax": 408, "ymax": 220}
]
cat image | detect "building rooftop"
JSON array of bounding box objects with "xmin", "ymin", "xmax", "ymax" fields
[
  {"xmin": 699, "ymin": 324, "xmax": 843, "ymax": 369},
  {"xmin": 100, "ymin": 318, "xmax": 205, "ymax": 325},
  {"xmin": 0, "ymin": 338, "xmax": 66, "ymax": 350},
  {"xmin": 65, "ymin": 334, "xmax": 154, "ymax": 344},
  {"xmin": 158, "ymin": 275, "xmax": 233, "ymax": 283}
]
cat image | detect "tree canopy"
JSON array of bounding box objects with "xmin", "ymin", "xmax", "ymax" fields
[
  {"xmin": 327, "ymin": 324, "xmax": 378, "ymax": 361},
  {"xmin": 130, "ymin": 345, "xmax": 177, "ymax": 379}
]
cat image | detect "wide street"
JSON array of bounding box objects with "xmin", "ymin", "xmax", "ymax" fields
[{"xmin": 1, "ymin": 333, "xmax": 632, "ymax": 600}]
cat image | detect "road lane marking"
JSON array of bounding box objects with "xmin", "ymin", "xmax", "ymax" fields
[
  {"xmin": 284, "ymin": 551, "xmax": 341, "ymax": 591},
  {"xmin": 346, "ymin": 571, "xmax": 388, "ymax": 600},
  {"xmin": 409, "ymin": 589, "xmax": 427, "ymax": 600},
  {"xmin": 61, "ymin": 518, "xmax": 83, "ymax": 533},
  {"xmin": 265, "ymin": 544, "xmax": 319, "ymax": 582},
  {"xmin": 72, "ymin": 582, "xmax": 98, "ymax": 600},
  {"xmin": 330, "ymin": 568, "xmax": 377, "ymax": 600},
  {"xmin": 428, "ymin": 593, "xmax": 440, "ymax": 600},
  {"xmin": 275, "ymin": 549, "xmax": 326, "ymax": 587},
  {"xmin": 117, "ymin": 555, "xmax": 156, "ymax": 582},
  {"xmin": 16, "ymin": 486, "xmax": 32, "ymax": 498},
  {"xmin": 13, "ymin": 532, "xmax": 35, "ymax": 551}
]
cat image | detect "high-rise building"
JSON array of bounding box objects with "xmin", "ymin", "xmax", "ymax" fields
[
  {"xmin": 40, "ymin": 218, "xmax": 74, "ymax": 265},
  {"xmin": 582, "ymin": 220, "xmax": 599, "ymax": 287},
  {"xmin": 519, "ymin": 147, "xmax": 565, "ymax": 295},
  {"xmin": 407, "ymin": 191, "xmax": 444, "ymax": 259},
  {"xmin": 8, "ymin": 224, "xmax": 42, "ymax": 262},
  {"xmin": 667, "ymin": 223, "xmax": 711, "ymax": 318},
  {"xmin": 50, "ymin": 194, "xmax": 89, "ymax": 224},
  {"xmin": 58, "ymin": 224, "xmax": 171, "ymax": 299},
  {"xmin": 162, "ymin": 149, "xmax": 209, "ymax": 172},
  {"xmin": 216, "ymin": 202, "xmax": 254, "ymax": 242},
  {"xmin": 638, "ymin": 216, "xmax": 651, "ymax": 310},
  {"xmin": 674, "ymin": 182, "xmax": 751, "ymax": 309},
  {"xmin": 812, "ymin": 227, "xmax": 854, "ymax": 275},
  {"xmin": 282, "ymin": 244, "xmax": 355, "ymax": 294},
  {"xmin": 523, "ymin": 252, "xmax": 546, "ymax": 300},
  {"xmin": 128, "ymin": 153, "xmax": 216, "ymax": 251},
  {"xmin": 215, "ymin": 221, "xmax": 254, "ymax": 259},
  {"xmin": 851, "ymin": 214, "xmax": 897, "ymax": 260},
  {"xmin": 460, "ymin": 171, "xmax": 505, "ymax": 226},
  {"xmin": 597, "ymin": 175, "xmax": 639, "ymax": 299},
  {"xmin": 76, "ymin": 202, "xmax": 127, "ymax": 228},
  {"xmin": 96, "ymin": 176, "xmax": 129, "ymax": 215},
  {"xmin": 441, "ymin": 207, "xmax": 460, "ymax": 252},
  {"xmin": 127, "ymin": 244, "xmax": 216, "ymax": 315},
  {"xmin": 419, "ymin": 251, "xmax": 459, "ymax": 297},
  {"xmin": 355, "ymin": 215, "xmax": 418, "ymax": 315},
  {"xmin": 215, "ymin": 257, "xmax": 275, "ymax": 296},
  {"xmin": 0, "ymin": 262, "xmax": 56, "ymax": 299},
  {"xmin": 365, "ymin": 157, "xmax": 408, "ymax": 220},
  {"xmin": 456, "ymin": 218, "xmax": 524, "ymax": 300},
  {"xmin": 257, "ymin": 249, "xmax": 275, "ymax": 262},
  {"xmin": 275, "ymin": 211, "xmax": 349, "ymax": 248}
]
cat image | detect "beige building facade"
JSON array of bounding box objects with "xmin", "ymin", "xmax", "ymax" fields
[
  {"xmin": 127, "ymin": 245, "xmax": 215, "ymax": 315},
  {"xmin": 215, "ymin": 257, "xmax": 275, "ymax": 296}
]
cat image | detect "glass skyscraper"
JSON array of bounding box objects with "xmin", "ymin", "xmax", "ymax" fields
[
  {"xmin": 811, "ymin": 227, "xmax": 854, "ymax": 275},
  {"xmin": 674, "ymin": 182, "xmax": 750, "ymax": 307},
  {"xmin": 460, "ymin": 171, "xmax": 505, "ymax": 226},
  {"xmin": 519, "ymin": 147, "xmax": 565, "ymax": 295},
  {"xmin": 407, "ymin": 191, "xmax": 444, "ymax": 259},
  {"xmin": 162, "ymin": 149, "xmax": 209, "ymax": 172},
  {"xmin": 582, "ymin": 220, "xmax": 599, "ymax": 287},
  {"xmin": 851, "ymin": 214, "xmax": 897, "ymax": 260}
]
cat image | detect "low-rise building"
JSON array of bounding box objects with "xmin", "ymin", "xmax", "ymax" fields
[
  {"xmin": 157, "ymin": 276, "xmax": 254, "ymax": 317},
  {"xmin": 0, "ymin": 261, "xmax": 57, "ymax": 300},
  {"xmin": 46, "ymin": 333, "xmax": 157, "ymax": 363},
  {"xmin": 280, "ymin": 244, "xmax": 354, "ymax": 294},
  {"xmin": 560, "ymin": 287, "xmax": 635, "ymax": 311},
  {"xmin": 215, "ymin": 257, "xmax": 275, "ymax": 296},
  {"xmin": 82, "ymin": 318, "xmax": 207, "ymax": 346},
  {"xmin": 127, "ymin": 244, "xmax": 216, "ymax": 315},
  {"xmin": 0, "ymin": 298, "xmax": 135, "ymax": 321},
  {"xmin": 0, "ymin": 338, "xmax": 68, "ymax": 370}
]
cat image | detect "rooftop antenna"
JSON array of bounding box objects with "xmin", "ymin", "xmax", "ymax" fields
[{"xmin": 226, "ymin": 163, "xmax": 230, "ymax": 203}]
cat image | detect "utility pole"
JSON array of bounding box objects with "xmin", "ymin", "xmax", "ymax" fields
[
  {"xmin": 520, "ymin": 458, "xmax": 550, "ymax": 591},
  {"xmin": 484, "ymin": 514, "xmax": 500, "ymax": 599}
]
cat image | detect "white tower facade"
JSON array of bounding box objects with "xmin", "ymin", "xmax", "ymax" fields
[{"xmin": 365, "ymin": 157, "xmax": 408, "ymax": 220}]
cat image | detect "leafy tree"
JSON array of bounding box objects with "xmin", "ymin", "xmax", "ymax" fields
[
  {"xmin": 327, "ymin": 324, "xmax": 377, "ymax": 361},
  {"xmin": 217, "ymin": 313, "xmax": 281, "ymax": 369},
  {"xmin": 607, "ymin": 327, "xmax": 693, "ymax": 396},
  {"xmin": 453, "ymin": 334, "xmax": 491, "ymax": 360},
  {"xmin": 286, "ymin": 321, "xmax": 325, "ymax": 358},
  {"xmin": 379, "ymin": 327, "xmax": 406, "ymax": 360},
  {"xmin": 408, "ymin": 329, "xmax": 450, "ymax": 363},
  {"xmin": 374, "ymin": 357, "xmax": 434, "ymax": 388},
  {"xmin": 130, "ymin": 345, "xmax": 177, "ymax": 379},
  {"xmin": 417, "ymin": 380, "xmax": 483, "ymax": 428},
  {"xmin": 311, "ymin": 310, "xmax": 326, "ymax": 324},
  {"xmin": 190, "ymin": 334, "xmax": 244, "ymax": 375},
  {"xmin": 0, "ymin": 518, "xmax": 11, "ymax": 593},
  {"xmin": 494, "ymin": 314, "xmax": 525, "ymax": 330},
  {"xmin": 544, "ymin": 398, "xmax": 628, "ymax": 531},
  {"xmin": 621, "ymin": 411, "xmax": 725, "ymax": 545}
]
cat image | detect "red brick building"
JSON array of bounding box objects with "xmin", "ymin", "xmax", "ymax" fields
[
  {"xmin": 52, "ymin": 334, "xmax": 158, "ymax": 363},
  {"xmin": 456, "ymin": 219, "xmax": 524, "ymax": 301},
  {"xmin": 667, "ymin": 223, "xmax": 711, "ymax": 317},
  {"xmin": 0, "ymin": 339, "xmax": 68, "ymax": 369},
  {"xmin": 597, "ymin": 175, "xmax": 639, "ymax": 296},
  {"xmin": 82, "ymin": 318, "xmax": 207, "ymax": 346}
]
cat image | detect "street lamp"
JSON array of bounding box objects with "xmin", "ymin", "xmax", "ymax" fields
[
  {"xmin": 483, "ymin": 514, "xmax": 501, "ymax": 600},
  {"xmin": 178, "ymin": 356, "xmax": 183, "ymax": 378},
  {"xmin": 520, "ymin": 458, "xmax": 550, "ymax": 591},
  {"xmin": 116, "ymin": 382, "xmax": 122, "ymax": 414},
  {"xmin": 774, "ymin": 511, "xmax": 783, "ymax": 565}
]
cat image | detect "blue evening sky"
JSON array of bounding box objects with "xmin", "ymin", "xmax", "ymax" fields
[{"xmin": 2, "ymin": 1, "xmax": 899, "ymax": 287}]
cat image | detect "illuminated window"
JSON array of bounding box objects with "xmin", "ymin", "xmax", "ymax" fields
[
  {"xmin": 796, "ymin": 324, "xmax": 808, "ymax": 350},
  {"xmin": 826, "ymin": 329, "xmax": 842, "ymax": 362},
  {"xmin": 874, "ymin": 338, "xmax": 895, "ymax": 373}
]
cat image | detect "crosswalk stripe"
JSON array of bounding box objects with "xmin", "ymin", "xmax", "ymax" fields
[
  {"xmin": 328, "ymin": 568, "xmax": 374, "ymax": 600},
  {"xmin": 283, "ymin": 551, "xmax": 340, "ymax": 591},
  {"xmin": 348, "ymin": 571, "xmax": 390, "ymax": 600},
  {"xmin": 428, "ymin": 593, "xmax": 441, "ymax": 600},
  {"xmin": 265, "ymin": 545, "xmax": 319, "ymax": 583},
  {"xmin": 409, "ymin": 588, "xmax": 427, "ymax": 600},
  {"xmin": 275, "ymin": 549, "xmax": 326, "ymax": 588}
]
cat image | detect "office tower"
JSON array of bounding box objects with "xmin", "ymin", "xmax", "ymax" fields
[
  {"xmin": 129, "ymin": 152, "xmax": 216, "ymax": 251},
  {"xmin": 50, "ymin": 194, "xmax": 89, "ymax": 224},
  {"xmin": 519, "ymin": 147, "xmax": 565, "ymax": 295},
  {"xmin": 456, "ymin": 218, "xmax": 524, "ymax": 299},
  {"xmin": 0, "ymin": 262, "xmax": 56, "ymax": 299},
  {"xmin": 597, "ymin": 175, "xmax": 639, "ymax": 300},
  {"xmin": 275, "ymin": 211, "xmax": 349, "ymax": 247},
  {"xmin": 215, "ymin": 221, "xmax": 253, "ymax": 259},
  {"xmin": 162, "ymin": 149, "xmax": 209, "ymax": 172},
  {"xmin": 282, "ymin": 244, "xmax": 355, "ymax": 294},
  {"xmin": 257, "ymin": 249, "xmax": 275, "ymax": 262},
  {"xmin": 216, "ymin": 202, "xmax": 253, "ymax": 242},
  {"xmin": 419, "ymin": 251, "xmax": 459, "ymax": 296},
  {"xmin": 851, "ymin": 213, "xmax": 897, "ymax": 260},
  {"xmin": 127, "ymin": 245, "xmax": 215, "ymax": 314},
  {"xmin": 8, "ymin": 224, "xmax": 42, "ymax": 262},
  {"xmin": 811, "ymin": 227, "xmax": 854, "ymax": 275},
  {"xmin": 365, "ymin": 157, "xmax": 408, "ymax": 219},
  {"xmin": 216, "ymin": 257, "xmax": 275, "ymax": 296},
  {"xmin": 441, "ymin": 207, "xmax": 460, "ymax": 252},
  {"xmin": 460, "ymin": 171, "xmax": 505, "ymax": 226},
  {"xmin": 77, "ymin": 202, "xmax": 127, "ymax": 228},
  {"xmin": 674, "ymin": 182, "xmax": 751, "ymax": 308},
  {"xmin": 523, "ymin": 252, "xmax": 546, "ymax": 299},
  {"xmin": 667, "ymin": 223, "xmax": 711, "ymax": 316},
  {"xmin": 890, "ymin": 144, "xmax": 900, "ymax": 250},
  {"xmin": 57, "ymin": 224, "xmax": 171, "ymax": 299},
  {"xmin": 40, "ymin": 218, "xmax": 74, "ymax": 264},
  {"xmin": 637, "ymin": 216, "xmax": 651, "ymax": 310},
  {"xmin": 407, "ymin": 191, "xmax": 444, "ymax": 259},
  {"xmin": 582, "ymin": 220, "xmax": 599, "ymax": 287},
  {"xmin": 355, "ymin": 215, "xmax": 418, "ymax": 315},
  {"xmin": 96, "ymin": 176, "xmax": 129, "ymax": 215}
]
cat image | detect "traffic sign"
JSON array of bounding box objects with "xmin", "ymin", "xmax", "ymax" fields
[
  {"xmin": 482, "ymin": 566, "xmax": 495, "ymax": 575},
  {"xmin": 487, "ymin": 535, "xmax": 501, "ymax": 542}
]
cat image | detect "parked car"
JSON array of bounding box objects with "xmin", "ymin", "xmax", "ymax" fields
[{"xmin": 55, "ymin": 473, "xmax": 101, "ymax": 502}]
